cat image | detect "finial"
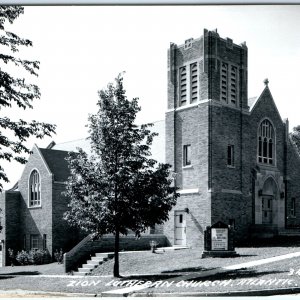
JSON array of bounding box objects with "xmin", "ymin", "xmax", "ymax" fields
[{"xmin": 264, "ymin": 78, "xmax": 269, "ymax": 87}]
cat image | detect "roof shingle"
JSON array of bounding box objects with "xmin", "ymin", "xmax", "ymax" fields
[{"xmin": 39, "ymin": 148, "xmax": 71, "ymax": 182}]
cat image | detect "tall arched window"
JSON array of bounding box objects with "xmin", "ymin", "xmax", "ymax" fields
[
  {"xmin": 29, "ymin": 170, "xmax": 41, "ymax": 207},
  {"xmin": 258, "ymin": 119, "xmax": 275, "ymax": 165}
]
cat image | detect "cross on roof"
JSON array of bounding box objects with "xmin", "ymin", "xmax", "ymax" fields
[{"xmin": 264, "ymin": 78, "xmax": 269, "ymax": 86}]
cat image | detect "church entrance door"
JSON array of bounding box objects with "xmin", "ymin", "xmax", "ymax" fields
[
  {"xmin": 262, "ymin": 195, "xmax": 273, "ymax": 224},
  {"xmin": 174, "ymin": 211, "xmax": 186, "ymax": 245}
]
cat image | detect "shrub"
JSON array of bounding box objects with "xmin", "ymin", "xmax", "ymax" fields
[
  {"xmin": 8, "ymin": 248, "xmax": 15, "ymax": 266},
  {"xmin": 54, "ymin": 249, "xmax": 64, "ymax": 264},
  {"xmin": 16, "ymin": 250, "xmax": 30, "ymax": 265},
  {"xmin": 15, "ymin": 249, "xmax": 48, "ymax": 265},
  {"xmin": 30, "ymin": 249, "xmax": 48, "ymax": 265}
]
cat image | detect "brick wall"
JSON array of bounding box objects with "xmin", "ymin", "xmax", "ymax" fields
[
  {"xmin": 286, "ymin": 139, "xmax": 300, "ymax": 227},
  {"xmin": 204, "ymin": 30, "xmax": 248, "ymax": 109},
  {"xmin": 18, "ymin": 146, "xmax": 53, "ymax": 255},
  {"xmin": 166, "ymin": 30, "xmax": 300, "ymax": 244},
  {"xmin": 166, "ymin": 32, "xmax": 211, "ymax": 247},
  {"xmin": 0, "ymin": 191, "xmax": 21, "ymax": 265},
  {"xmin": 248, "ymin": 88, "xmax": 286, "ymax": 174},
  {"xmin": 52, "ymin": 182, "xmax": 81, "ymax": 254},
  {"xmin": 247, "ymin": 88, "xmax": 286, "ymax": 231},
  {"xmin": 209, "ymin": 103, "xmax": 251, "ymax": 239}
]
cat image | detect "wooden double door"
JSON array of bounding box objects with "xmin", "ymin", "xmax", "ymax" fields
[{"xmin": 262, "ymin": 195, "xmax": 273, "ymax": 224}]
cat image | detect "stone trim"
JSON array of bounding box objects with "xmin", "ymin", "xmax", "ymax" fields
[
  {"xmin": 221, "ymin": 189, "xmax": 243, "ymax": 195},
  {"xmin": 182, "ymin": 165, "xmax": 193, "ymax": 170},
  {"xmin": 166, "ymin": 99, "xmax": 250, "ymax": 115},
  {"xmin": 54, "ymin": 181, "xmax": 67, "ymax": 185},
  {"xmin": 179, "ymin": 188, "xmax": 199, "ymax": 195},
  {"xmin": 34, "ymin": 144, "xmax": 52, "ymax": 176},
  {"xmin": 166, "ymin": 101, "xmax": 201, "ymax": 113},
  {"xmin": 256, "ymin": 117, "xmax": 277, "ymax": 167},
  {"xmin": 27, "ymin": 168, "xmax": 42, "ymax": 209}
]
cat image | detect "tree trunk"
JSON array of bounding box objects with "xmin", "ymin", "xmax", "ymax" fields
[{"xmin": 113, "ymin": 227, "xmax": 120, "ymax": 277}]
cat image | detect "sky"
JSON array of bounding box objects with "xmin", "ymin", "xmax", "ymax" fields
[{"xmin": 1, "ymin": 5, "xmax": 300, "ymax": 189}]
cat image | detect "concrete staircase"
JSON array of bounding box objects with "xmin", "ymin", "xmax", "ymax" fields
[
  {"xmin": 72, "ymin": 246, "xmax": 188, "ymax": 275},
  {"xmin": 73, "ymin": 252, "xmax": 114, "ymax": 275}
]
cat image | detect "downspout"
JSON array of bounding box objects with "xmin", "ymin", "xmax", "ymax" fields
[
  {"xmin": 284, "ymin": 119, "xmax": 289, "ymax": 228},
  {"xmin": 170, "ymin": 43, "xmax": 177, "ymax": 185}
]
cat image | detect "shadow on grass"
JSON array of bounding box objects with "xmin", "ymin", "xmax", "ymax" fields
[
  {"xmin": 113, "ymin": 268, "xmax": 286, "ymax": 283},
  {"xmin": 162, "ymin": 266, "xmax": 215, "ymax": 273},
  {"xmin": 0, "ymin": 271, "xmax": 40, "ymax": 276},
  {"xmin": 117, "ymin": 274, "xmax": 179, "ymax": 281},
  {"xmin": 0, "ymin": 275, "xmax": 15, "ymax": 280},
  {"xmin": 236, "ymin": 254, "xmax": 258, "ymax": 257}
]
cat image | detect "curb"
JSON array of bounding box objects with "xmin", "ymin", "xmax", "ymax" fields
[
  {"xmin": 0, "ymin": 289, "xmax": 97, "ymax": 297},
  {"xmin": 2, "ymin": 287, "xmax": 300, "ymax": 297}
]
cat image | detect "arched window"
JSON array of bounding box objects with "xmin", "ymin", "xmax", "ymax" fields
[
  {"xmin": 258, "ymin": 119, "xmax": 275, "ymax": 165},
  {"xmin": 29, "ymin": 170, "xmax": 41, "ymax": 207}
]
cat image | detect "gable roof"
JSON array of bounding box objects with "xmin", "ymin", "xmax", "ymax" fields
[
  {"xmin": 248, "ymin": 96, "xmax": 258, "ymax": 110},
  {"xmin": 38, "ymin": 148, "xmax": 71, "ymax": 182},
  {"xmin": 52, "ymin": 138, "xmax": 92, "ymax": 156},
  {"xmin": 249, "ymin": 86, "xmax": 283, "ymax": 122},
  {"xmin": 53, "ymin": 119, "xmax": 166, "ymax": 163},
  {"xmin": 9, "ymin": 120, "xmax": 165, "ymax": 189}
]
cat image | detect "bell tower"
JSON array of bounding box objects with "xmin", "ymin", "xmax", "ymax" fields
[{"xmin": 165, "ymin": 29, "xmax": 249, "ymax": 247}]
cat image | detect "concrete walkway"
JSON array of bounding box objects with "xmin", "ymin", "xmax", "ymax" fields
[{"xmin": 102, "ymin": 250, "xmax": 300, "ymax": 296}]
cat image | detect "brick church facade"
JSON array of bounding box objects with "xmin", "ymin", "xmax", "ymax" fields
[
  {"xmin": 164, "ymin": 29, "xmax": 300, "ymax": 247},
  {"xmin": 0, "ymin": 145, "xmax": 82, "ymax": 265},
  {"xmin": 0, "ymin": 29, "xmax": 300, "ymax": 265}
]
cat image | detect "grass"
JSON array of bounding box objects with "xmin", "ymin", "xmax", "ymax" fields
[
  {"xmin": 0, "ymin": 262, "xmax": 65, "ymax": 276},
  {"xmin": 0, "ymin": 245, "xmax": 300, "ymax": 296},
  {"xmin": 91, "ymin": 245, "xmax": 300, "ymax": 276}
]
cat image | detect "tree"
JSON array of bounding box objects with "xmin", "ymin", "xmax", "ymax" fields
[
  {"xmin": 0, "ymin": 6, "xmax": 56, "ymax": 190},
  {"xmin": 64, "ymin": 74, "xmax": 179, "ymax": 277},
  {"xmin": 291, "ymin": 125, "xmax": 300, "ymax": 154}
]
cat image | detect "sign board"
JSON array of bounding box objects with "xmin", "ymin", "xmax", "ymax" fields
[{"xmin": 211, "ymin": 228, "xmax": 228, "ymax": 250}]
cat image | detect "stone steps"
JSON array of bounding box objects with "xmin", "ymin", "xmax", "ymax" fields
[
  {"xmin": 73, "ymin": 252, "xmax": 114, "ymax": 275},
  {"xmin": 72, "ymin": 247, "xmax": 187, "ymax": 275}
]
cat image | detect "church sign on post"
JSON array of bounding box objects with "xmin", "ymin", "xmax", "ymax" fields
[
  {"xmin": 202, "ymin": 221, "xmax": 237, "ymax": 258},
  {"xmin": 211, "ymin": 227, "xmax": 228, "ymax": 251}
]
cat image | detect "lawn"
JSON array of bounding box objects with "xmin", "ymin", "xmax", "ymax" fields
[
  {"xmin": 91, "ymin": 245, "xmax": 300, "ymax": 276},
  {"xmin": 0, "ymin": 245, "xmax": 300, "ymax": 296},
  {"xmin": 0, "ymin": 262, "xmax": 65, "ymax": 276}
]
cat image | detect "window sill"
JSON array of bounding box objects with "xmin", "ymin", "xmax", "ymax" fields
[
  {"xmin": 227, "ymin": 165, "xmax": 235, "ymax": 169},
  {"xmin": 28, "ymin": 205, "xmax": 42, "ymax": 209},
  {"xmin": 257, "ymin": 163, "xmax": 277, "ymax": 171},
  {"xmin": 183, "ymin": 165, "xmax": 193, "ymax": 170}
]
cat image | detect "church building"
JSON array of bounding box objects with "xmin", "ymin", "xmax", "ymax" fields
[
  {"xmin": 164, "ymin": 28, "xmax": 300, "ymax": 247},
  {"xmin": 0, "ymin": 29, "xmax": 300, "ymax": 265}
]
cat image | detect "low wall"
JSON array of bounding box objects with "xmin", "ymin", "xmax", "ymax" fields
[{"xmin": 64, "ymin": 234, "xmax": 170, "ymax": 272}]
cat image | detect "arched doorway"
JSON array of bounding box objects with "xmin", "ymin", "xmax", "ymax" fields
[{"xmin": 261, "ymin": 177, "xmax": 278, "ymax": 225}]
